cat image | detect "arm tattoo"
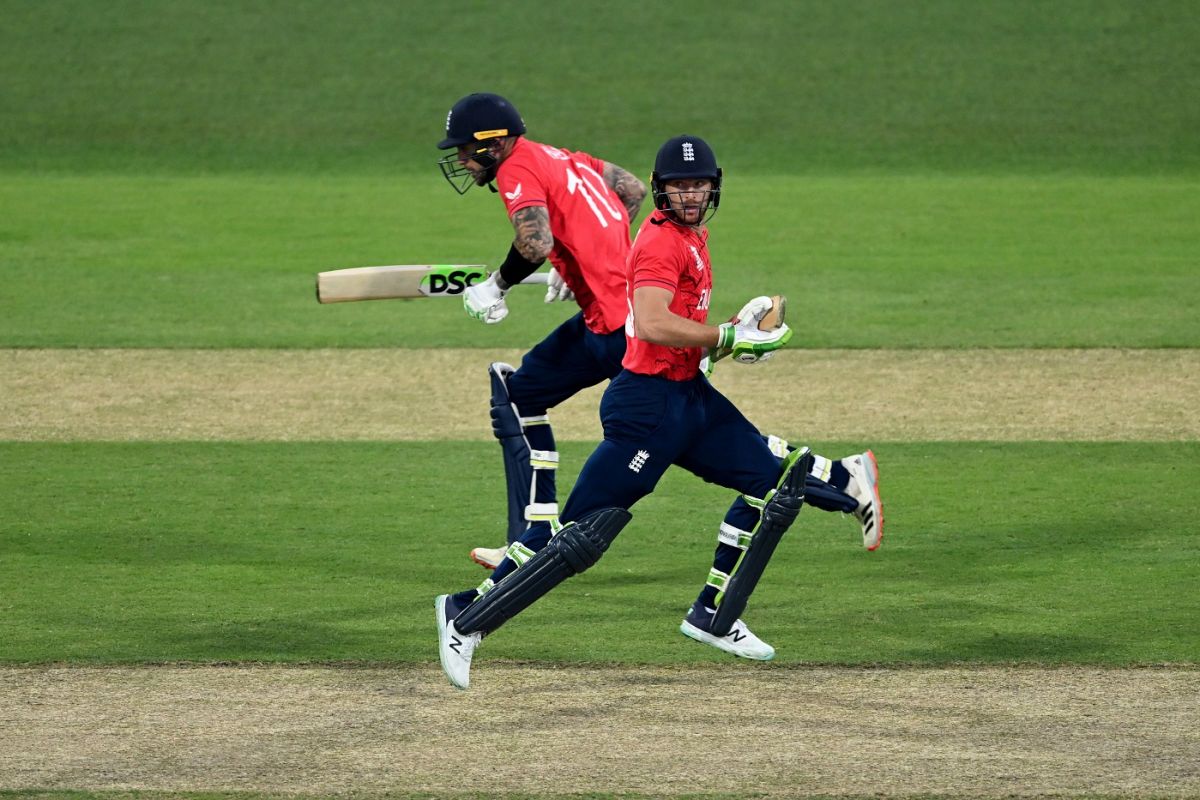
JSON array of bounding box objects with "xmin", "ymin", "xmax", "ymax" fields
[
  {"xmin": 603, "ymin": 161, "xmax": 648, "ymax": 221},
  {"xmin": 511, "ymin": 205, "xmax": 552, "ymax": 263}
]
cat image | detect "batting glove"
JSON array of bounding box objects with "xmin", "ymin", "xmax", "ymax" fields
[
  {"xmin": 543, "ymin": 267, "xmax": 575, "ymax": 304},
  {"xmin": 716, "ymin": 320, "xmax": 793, "ymax": 364},
  {"xmin": 734, "ymin": 295, "xmax": 774, "ymax": 327},
  {"xmin": 464, "ymin": 273, "xmax": 509, "ymax": 324}
]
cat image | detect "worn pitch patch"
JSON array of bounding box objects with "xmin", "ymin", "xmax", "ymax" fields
[
  {"xmin": 2, "ymin": 348, "xmax": 1198, "ymax": 442},
  {"xmin": 2, "ymin": 664, "xmax": 1198, "ymax": 796}
]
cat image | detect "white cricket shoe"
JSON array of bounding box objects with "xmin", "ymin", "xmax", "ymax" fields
[
  {"xmin": 680, "ymin": 604, "xmax": 775, "ymax": 661},
  {"xmin": 435, "ymin": 594, "xmax": 480, "ymax": 690},
  {"xmin": 844, "ymin": 450, "xmax": 883, "ymax": 551},
  {"xmin": 469, "ymin": 546, "xmax": 506, "ymax": 570}
]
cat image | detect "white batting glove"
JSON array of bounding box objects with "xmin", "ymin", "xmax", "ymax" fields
[
  {"xmin": 734, "ymin": 295, "xmax": 774, "ymax": 327},
  {"xmin": 464, "ymin": 273, "xmax": 509, "ymax": 324},
  {"xmin": 716, "ymin": 320, "xmax": 793, "ymax": 364},
  {"xmin": 543, "ymin": 267, "xmax": 575, "ymax": 303}
]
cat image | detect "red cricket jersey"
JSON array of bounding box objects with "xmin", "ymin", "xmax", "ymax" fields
[
  {"xmin": 622, "ymin": 210, "xmax": 713, "ymax": 380},
  {"xmin": 495, "ymin": 138, "xmax": 631, "ymax": 334}
]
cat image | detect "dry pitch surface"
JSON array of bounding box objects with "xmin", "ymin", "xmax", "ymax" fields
[
  {"xmin": 4, "ymin": 664, "xmax": 1198, "ymax": 797},
  {"xmin": 2, "ymin": 348, "xmax": 1199, "ymax": 798},
  {"xmin": 4, "ymin": 348, "xmax": 1198, "ymax": 442}
]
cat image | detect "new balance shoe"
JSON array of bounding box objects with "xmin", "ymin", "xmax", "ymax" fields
[
  {"xmin": 469, "ymin": 546, "xmax": 506, "ymax": 570},
  {"xmin": 435, "ymin": 594, "xmax": 481, "ymax": 690},
  {"xmin": 679, "ymin": 601, "xmax": 775, "ymax": 661},
  {"xmin": 844, "ymin": 450, "xmax": 883, "ymax": 551}
]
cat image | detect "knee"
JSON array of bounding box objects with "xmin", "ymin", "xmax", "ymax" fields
[{"xmin": 489, "ymin": 362, "xmax": 549, "ymax": 435}]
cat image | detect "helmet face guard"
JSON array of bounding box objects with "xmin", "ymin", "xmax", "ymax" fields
[
  {"xmin": 650, "ymin": 135, "xmax": 722, "ymax": 225},
  {"xmin": 438, "ymin": 142, "xmax": 502, "ymax": 195},
  {"xmin": 436, "ymin": 93, "xmax": 525, "ymax": 195},
  {"xmin": 651, "ymin": 172, "xmax": 722, "ymax": 225}
]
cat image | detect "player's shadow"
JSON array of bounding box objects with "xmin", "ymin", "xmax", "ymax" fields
[
  {"xmin": 160, "ymin": 611, "xmax": 382, "ymax": 659},
  {"xmin": 909, "ymin": 632, "xmax": 1113, "ymax": 662},
  {"xmin": 586, "ymin": 570, "xmax": 674, "ymax": 587}
]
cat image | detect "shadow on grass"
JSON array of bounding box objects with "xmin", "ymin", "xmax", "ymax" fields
[{"xmin": 905, "ymin": 632, "xmax": 1115, "ymax": 662}]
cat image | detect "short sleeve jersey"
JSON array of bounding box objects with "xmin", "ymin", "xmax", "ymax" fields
[
  {"xmin": 622, "ymin": 210, "xmax": 713, "ymax": 380},
  {"xmin": 495, "ymin": 138, "xmax": 631, "ymax": 334}
]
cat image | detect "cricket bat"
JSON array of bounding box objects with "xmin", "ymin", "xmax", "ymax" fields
[{"xmin": 316, "ymin": 265, "xmax": 550, "ymax": 304}]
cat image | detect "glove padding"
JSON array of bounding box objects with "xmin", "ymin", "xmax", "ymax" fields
[
  {"xmin": 464, "ymin": 273, "xmax": 509, "ymax": 324},
  {"xmin": 733, "ymin": 295, "xmax": 775, "ymax": 328},
  {"xmin": 543, "ymin": 267, "xmax": 575, "ymax": 304},
  {"xmin": 713, "ymin": 295, "xmax": 792, "ymax": 365},
  {"xmin": 717, "ymin": 320, "xmax": 792, "ymax": 363}
]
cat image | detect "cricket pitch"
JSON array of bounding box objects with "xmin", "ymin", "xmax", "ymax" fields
[{"xmin": 3, "ymin": 664, "xmax": 1199, "ymax": 797}]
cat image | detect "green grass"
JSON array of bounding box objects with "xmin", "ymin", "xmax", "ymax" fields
[
  {"xmin": 2, "ymin": 441, "xmax": 1197, "ymax": 665},
  {"xmin": 1, "ymin": 4, "xmax": 1195, "ymax": 799},
  {"xmin": 1, "ymin": 0, "xmax": 1197, "ymax": 679},
  {"xmin": 2, "ymin": 0, "xmax": 1198, "ymax": 174},
  {"xmin": 2, "ymin": 172, "xmax": 1197, "ymax": 348}
]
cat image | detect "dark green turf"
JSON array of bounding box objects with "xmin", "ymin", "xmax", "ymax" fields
[
  {"xmin": 2, "ymin": 441, "xmax": 1196, "ymax": 665},
  {"xmin": 2, "ymin": 0, "xmax": 1197, "ymax": 174},
  {"xmin": 4, "ymin": 1, "xmax": 1197, "ymax": 349},
  {"xmin": 2, "ymin": 173, "xmax": 1196, "ymax": 348}
]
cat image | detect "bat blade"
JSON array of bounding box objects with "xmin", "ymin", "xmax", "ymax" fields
[
  {"xmin": 758, "ymin": 295, "xmax": 786, "ymax": 330},
  {"xmin": 316, "ymin": 265, "xmax": 548, "ymax": 303}
]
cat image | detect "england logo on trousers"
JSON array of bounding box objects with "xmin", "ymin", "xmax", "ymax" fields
[{"xmin": 628, "ymin": 449, "xmax": 650, "ymax": 473}]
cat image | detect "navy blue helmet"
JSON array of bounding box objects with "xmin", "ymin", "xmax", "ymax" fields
[
  {"xmin": 651, "ymin": 135, "xmax": 722, "ymax": 222},
  {"xmin": 437, "ymin": 93, "xmax": 526, "ymax": 194}
]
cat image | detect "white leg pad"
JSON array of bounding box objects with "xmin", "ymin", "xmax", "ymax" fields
[
  {"xmin": 718, "ymin": 522, "xmax": 753, "ymax": 550},
  {"xmin": 530, "ymin": 449, "xmax": 559, "ymax": 470},
  {"xmin": 525, "ymin": 502, "xmax": 560, "ymax": 521}
]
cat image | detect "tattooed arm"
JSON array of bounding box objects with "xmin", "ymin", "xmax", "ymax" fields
[
  {"xmin": 492, "ymin": 205, "xmax": 553, "ymax": 289},
  {"xmin": 510, "ymin": 205, "xmax": 553, "ymax": 264},
  {"xmin": 602, "ymin": 161, "xmax": 648, "ymax": 222}
]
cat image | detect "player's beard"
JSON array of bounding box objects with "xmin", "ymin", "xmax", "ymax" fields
[
  {"xmin": 673, "ymin": 202, "xmax": 705, "ymax": 226},
  {"xmin": 667, "ymin": 190, "xmax": 711, "ymax": 226}
]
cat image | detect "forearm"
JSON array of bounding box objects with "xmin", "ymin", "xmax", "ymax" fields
[
  {"xmin": 634, "ymin": 306, "xmax": 721, "ymax": 349},
  {"xmin": 498, "ymin": 205, "xmax": 552, "ymax": 287},
  {"xmin": 603, "ymin": 161, "xmax": 648, "ymax": 221}
]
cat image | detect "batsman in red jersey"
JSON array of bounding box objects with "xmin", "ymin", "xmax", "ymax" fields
[
  {"xmin": 438, "ymin": 135, "xmax": 886, "ymax": 689},
  {"xmin": 436, "ymin": 93, "xmax": 647, "ymax": 571}
]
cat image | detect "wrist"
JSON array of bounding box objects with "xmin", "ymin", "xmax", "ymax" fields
[
  {"xmin": 717, "ymin": 323, "xmax": 735, "ymax": 350},
  {"xmin": 498, "ymin": 243, "xmax": 543, "ymax": 288}
]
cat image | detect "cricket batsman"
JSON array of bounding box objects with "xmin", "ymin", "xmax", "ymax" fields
[
  {"xmin": 436, "ymin": 92, "xmax": 645, "ymax": 571},
  {"xmin": 436, "ymin": 135, "xmax": 884, "ymax": 689}
]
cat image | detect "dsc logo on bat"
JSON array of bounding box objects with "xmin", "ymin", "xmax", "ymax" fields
[{"xmin": 423, "ymin": 269, "xmax": 487, "ymax": 296}]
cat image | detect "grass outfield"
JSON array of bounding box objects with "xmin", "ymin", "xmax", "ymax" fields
[
  {"xmin": 2, "ymin": 173, "xmax": 1198, "ymax": 348},
  {"xmin": 3, "ymin": 0, "xmax": 1198, "ymax": 174},
  {"xmin": 2, "ymin": 440, "xmax": 1197, "ymax": 665},
  {"xmin": 3, "ymin": 1, "xmax": 1198, "ymax": 796}
]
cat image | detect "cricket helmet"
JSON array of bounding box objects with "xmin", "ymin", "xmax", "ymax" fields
[
  {"xmin": 651, "ymin": 134, "xmax": 722, "ymax": 223},
  {"xmin": 437, "ymin": 93, "xmax": 526, "ymax": 194}
]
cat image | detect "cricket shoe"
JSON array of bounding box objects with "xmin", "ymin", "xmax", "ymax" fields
[
  {"xmin": 469, "ymin": 545, "xmax": 506, "ymax": 570},
  {"xmin": 844, "ymin": 450, "xmax": 883, "ymax": 551},
  {"xmin": 435, "ymin": 594, "xmax": 481, "ymax": 690},
  {"xmin": 679, "ymin": 601, "xmax": 775, "ymax": 661}
]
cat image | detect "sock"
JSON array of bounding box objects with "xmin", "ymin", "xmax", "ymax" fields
[
  {"xmin": 451, "ymin": 588, "xmax": 479, "ymax": 608},
  {"xmin": 490, "ymin": 521, "xmax": 553, "ymax": 584}
]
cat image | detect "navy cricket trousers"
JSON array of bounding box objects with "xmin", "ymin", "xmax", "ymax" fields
[
  {"xmin": 506, "ymin": 312, "xmax": 626, "ymax": 415},
  {"xmin": 559, "ymin": 369, "xmax": 784, "ymax": 524}
]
